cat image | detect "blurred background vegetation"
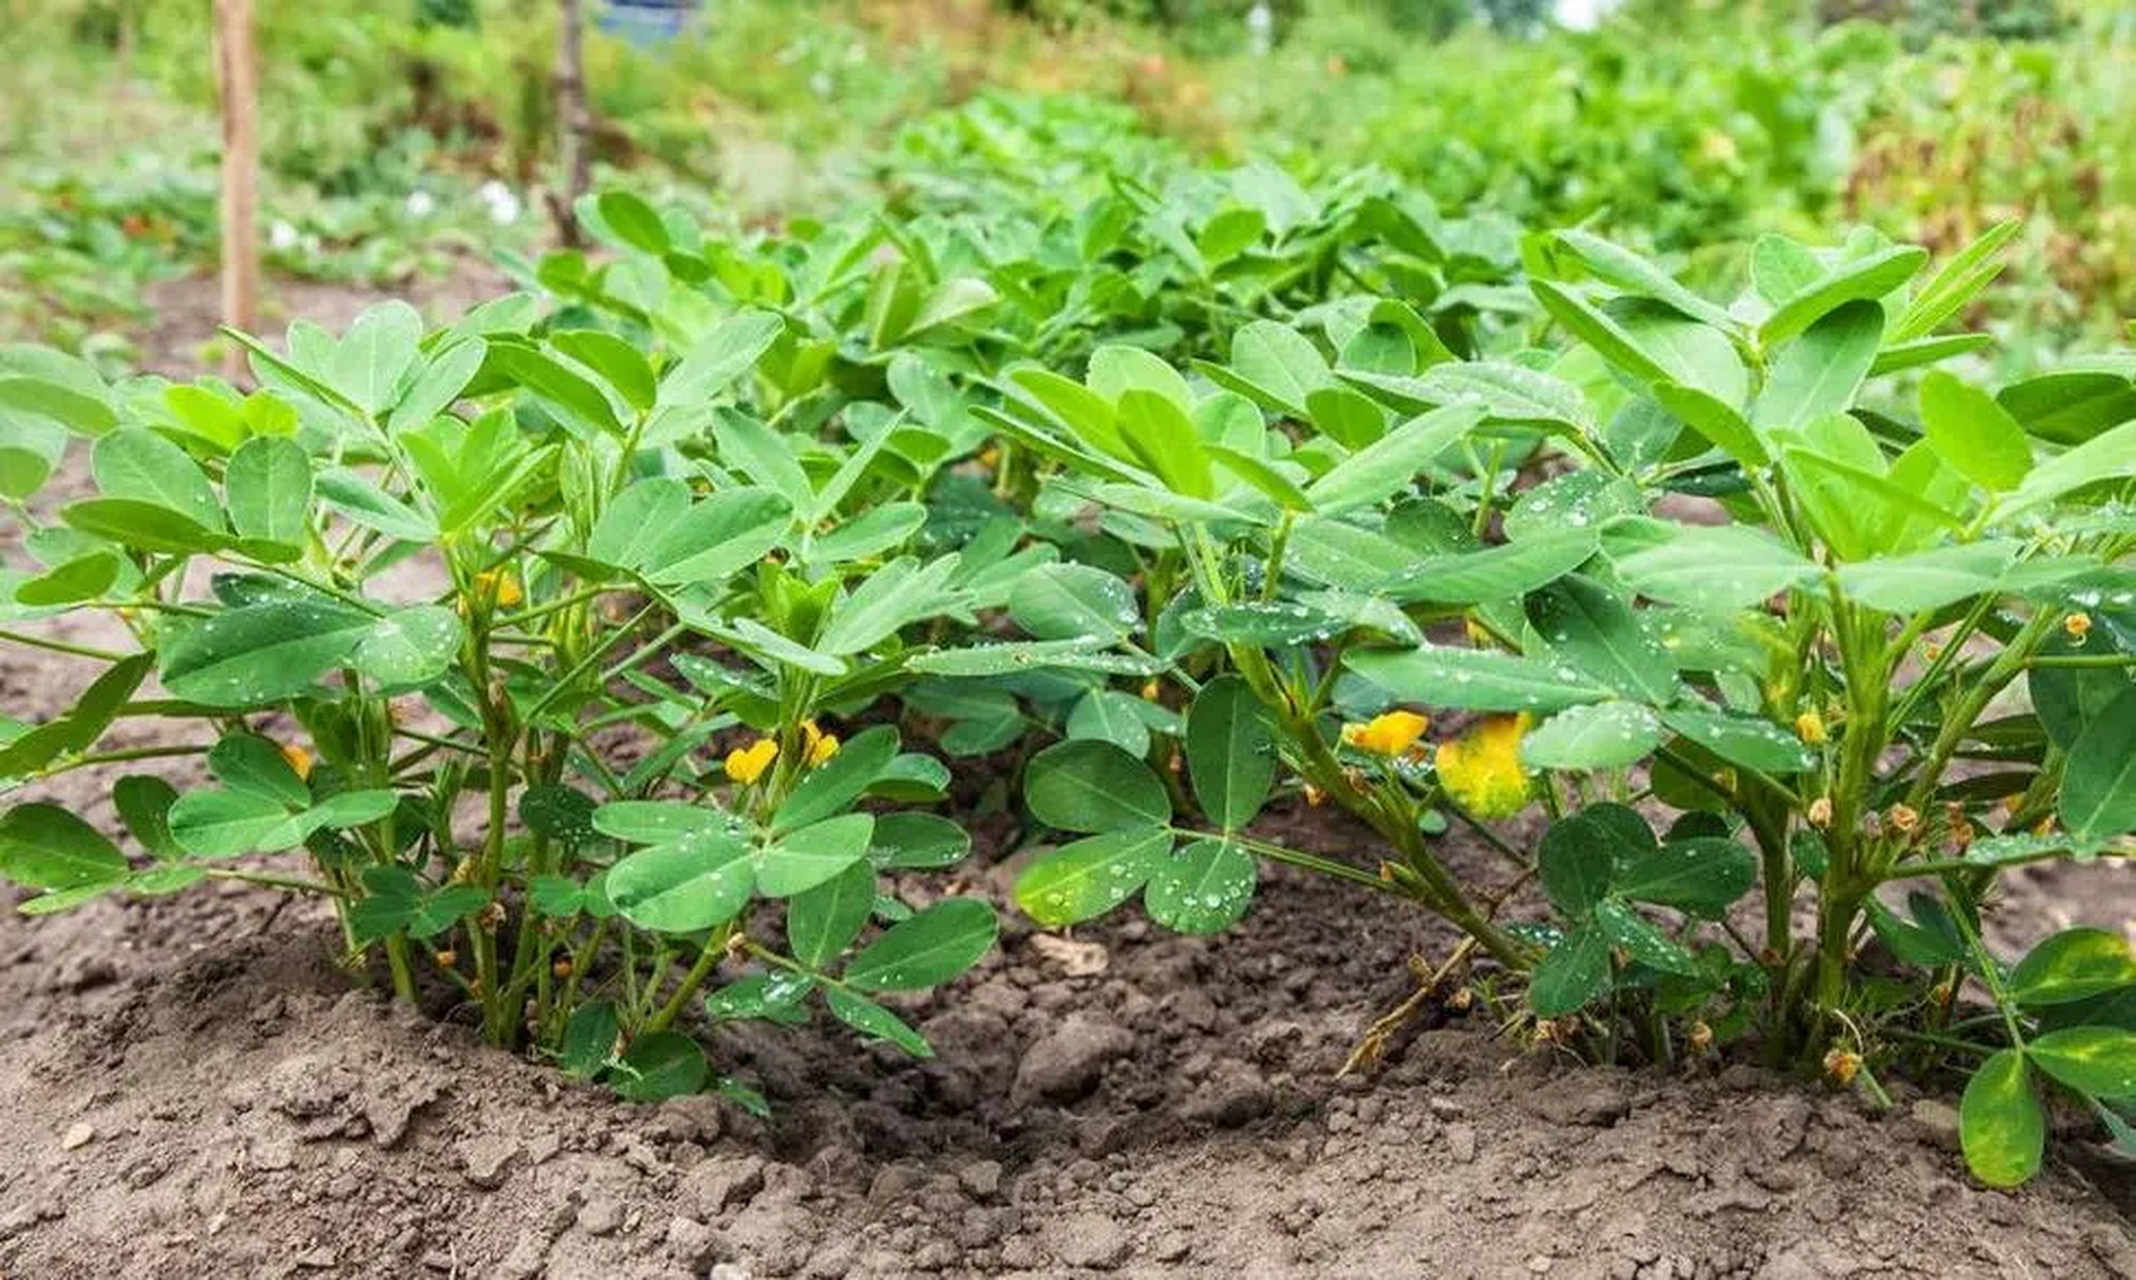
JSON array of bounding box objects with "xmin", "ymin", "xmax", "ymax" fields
[{"xmin": 2, "ymin": 0, "xmax": 2128, "ymax": 368}]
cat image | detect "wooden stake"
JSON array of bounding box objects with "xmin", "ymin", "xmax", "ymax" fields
[
  {"xmin": 214, "ymin": 0, "xmax": 259, "ymax": 381},
  {"xmin": 552, "ymin": 0, "xmax": 591, "ymax": 248}
]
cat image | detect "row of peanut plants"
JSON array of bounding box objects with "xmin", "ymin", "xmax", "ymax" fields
[{"xmin": 0, "ymin": 101, "xmax": 2131, "ymax": 1184}]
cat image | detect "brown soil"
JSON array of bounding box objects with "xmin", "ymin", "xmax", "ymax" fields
[{"xmin": 0, "ymin": 282, "xmax": 2131, "ymax": 1280}]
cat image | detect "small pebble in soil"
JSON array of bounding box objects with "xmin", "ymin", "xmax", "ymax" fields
[
  {"xmin": 685, "ymin": 1153, "xmax": 767, "ymax": 1215},
  {"xmin": 1045, "ymin": 1211, "xmax": 1133, "ymax": 1271},
  {"xmin": 1013, "ymin": 1013, "xmax": 1134, "ymax": 1103},
  {"xmin": 456, "ymin": 1134, "xmax": 521, "ymax": 1190},
  {"xmin": 957, "ymin": 1159, "xmax": 1004, "ymax": 1200},
  {"xmin": 58, "ymin": 1123, "xmax": 94, "ymax": 1151}
]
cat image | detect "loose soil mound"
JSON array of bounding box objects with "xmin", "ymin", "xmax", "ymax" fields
[{"xmin": 0, "ymin": 834, "xmax": 2129, "ymax": 1279}]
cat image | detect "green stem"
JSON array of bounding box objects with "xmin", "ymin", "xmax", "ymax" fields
[
  {"xmin": 0, "ymin": 629, "xmax": 127, "ymax": 661},
  {"xmin": 646, "ymin": 924, "xmax": 735, "ymax": 1033}
]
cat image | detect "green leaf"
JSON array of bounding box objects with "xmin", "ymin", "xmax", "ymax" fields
[
  {"xmin": 61, "ymin": 497, "xmax": 225, "ymax": 554},
  {"xmin": 315, "ymin": 469, "xmax": 436, "ymax": 542},
  {"xmin": 386, "ymin": 336, "xmax": 486, "ymax": 434},
  {"xmin": 1089, "ymin": 344, "xmax": 1192, "ymax": 412},
  {"xmin": 0, "ymin": 804, "xmax": 129, "ymax": 890},
  {"xmin": 208, "ymin": 732, "xmax": 310, "ymax": 806},
  {"xmin": 1008, "ymin": 563, "xmax": 1139, "ymax": 644},
  {"xmin": 758, "ymin": 813, "xmax": 875, "ymax": 898},
  {"xmin": 639, "ymin": 488, "xmax": 792, "ymax": 587},
  {"xmin": 595, "ymin": 190, "xmax": 671, "ymax": 256},
  {"xmin": 1525, "ymin": 574, "xmax": 1679, "ymax": 704},
  {"xmin": 1998, "ymin": 372, "xmax": 2136, "ymax": 447},
  {"xmin": 1384, "ymin": 528, "xmax": 1596, "ymax": 605},
  {"xmin": 1834, "ymin": 542, "xmax": 2020, "ymax": 615},
  {"xmin": 519, "ymin": 786, "xmax": 597, "ymax": 846},
  {"xmin": 559, "ymin": 1001, "xmax": 621, "ymax": 1077},
  {"xmin": 1661, "ymin": 707, "xmax": 1812, "ymax": 775},
  {"xmin": 788, "ymin": 863, "xmax": 876, "ymax": 969},
  {"xmin": 1752, "ymin": 300, "xmax": 1884, "ymax": 432},
  {"xmin": 224, "ymin": 436, "xmax": 311, "ymax": 548},
  {"xmin": 1613, "ymin": 837, "xmax": 1757, "ymax": 919},
  {"xmin": 168, "ymin": 789, "xmax": 288, "ymax": 858},
  {"xmin": 774, "ymin": 726, "xmax": 899, "ymax": 834},
  {"xmin": 1595, "ymin": 898, "xmax": 1699, "ymax": 974},
  {"xmin": 2028, "ymin": 1027, "xmax": 2136, "ymax": 1100},
  {"xmin": 1066, "ymin": 690, "xmax": 1153, "ymax": 756},
  {"xmin": 846, "ymin": 897, "xmax": 996, "ymax": 991},
  {"xmin": 492, "ymin": 345, "xmax": 622, "ymax": 438},
  {"xmin": 1530, "ymin": 924, "xmax": 1611, "ymax": 1017},
  {"xmin": 1117, "ymin": 390, "xmax": 1213, "ymax": 499},
  {"xmin": 713, "ymin": 411, "xmax": 812, "ymax": 512},
  {"xmin": 1144, "ymin": 838, "xmax": 1256, "ymax": 935},
  {"xmin": 1298, "ymin": 406, "xmax": 1486, "ymax": 514},
  {"xmin": 92, "ymin": 427, "xmax": 224, "ymax": 531},
  {"xmin": 14, "ymin": 550, "xmax": 119, "ymax": 606},
  {"xmin": 0, "ymin": 652, "xmax": 152, "ymax": 776},
  {"xmin": 1208, "ymin": 445, "xmax": 1313, "ymax": 512},
  {"xmin": 1613, "ymin": 524, "xmax": 1822, "ymax": 612},
  {"xmin": 2010, "ymin": 929, "xmax": 2136, "ymax": 1007},
  {"xmin": 607, "ymin": 832, "xmax": 754, "ymax": 932},
  {"xmin": 1345, "ymin": 646, "xmax": 1612, "ymax": 714},
  {"xmin": 2003, "ymin": 420, "xmax": 2136, "ymax": 520},
  {"xmin": 114, "ymin": 775, "xmax": 182, "ymax": 859},
  {"xmin": 1652, "ymin": 382, "xmax": 1767, "ymax": 469},
  {"xmin": 353, "ymin": 605, "xmax": 461, "ymax": 688},
  {"xmin": 1224, "ymin": 321, "xmax": 1331, "ymax": 416},
  {"xmin": 1537, "ymin": 808, "xmax": 1625, "ymax": 916},
  {"xmin": 2059, "ymin": 687, "xmax": 2136, "ymax": 841},
  {"xmin": 1185, "ymin": 675, "xmax": 1277, "ymax": 831},
  {"xmin": 1521, "ymin": 702, "xmax": 1661, "ymax": 771},
  {"xmin": 1892, "ymin": 220, "xmax": 2018, "ymax": 343},
  {"xmin": 593, "ymin": 800, "xmax": 723, "ymax": 845},
  {"xmin": 1181, "ymin": 601, "xmax": 1344, "ymax": 647},
  {"xmin": 1551, "ymin": 230, "xmax": 1736, "ymax": 329},
  {"xmin": 1025, "ymin": 740, "xmax": 1171, "ymax": 833},
  {"xmin": 910, "ymin": 277, "xmax": 999, "ymax": 335},
  {"xmin": 1920, "ymin": 371, "xmax": 2031, "ymax": 492},
  {"xmin": 613, "ymin": 1031, "xmax": 708, "ymax": 1102},
  {"xmin": 661, "ymin": 310, "xmax": 785, "ymax": 406},
  {"xmin": 1013, "ymin": 826, "xmax": 1172, "ymax": 927},
  {"xmin": 873, "ymin": 812, "xmax": 970, "ymax": 869},
  {"xmin": 330, "ymin": 302, "xmax": 423, "ymax": 415},
  {"xmin": 554, "ymin": 329, "xmax": 656, "ymax": 412},
  {"xmin": 1961, "ymin": 1049, "xmax": 2044, "ymax": 1188},
  {"xmin": 824, "ymin": 987, "xmax": 932, "ymax": 1057},
  {"xmin": 1533, "ymin": 280, "xmax": 1676, "ymax": 386},
  {"xmin": 160, "ymin": 601, "xmax": 377, "ymax": 706},
  {"xmin": 1758, "ymin": 246, "xmax": 1926, "ymax": 347}
]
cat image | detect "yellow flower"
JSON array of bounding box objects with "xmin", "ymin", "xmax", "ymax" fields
[
  {"xmin": 802, "ymin": 720, "xmax": 840, "ymax": 767},
  {"xmin": 1435, "ymin": 714, "xmax": 1532, "ymax": 819},
  {"xmin": 725, "ymin": 737, "xmax": 779, "ymax": 784},
  {"xmin": 1822, "ymin": 1047, "xmax": 1861, "ymax": 1087},
  {"xmin": 1794, "ymin": 710, "xmax": 1827, "ymax": 746},
  {"xmin": 2066, "ymin": 611, "xmax": 2093, "ymax": 639},
  {"xmin": 1341, "ymin": 710, "xmax": 1431, "ymax": 758},
  {"xmin": 1808, "ymin": 796, "xmax": 1834, "ymax": 829},
  {"xmin": 470, "ymin": 569, "xmax": 523, "ymax": 610},
  {"xmin": 279, "ymin": 742, "xmax": 313, "ymax": 781}
]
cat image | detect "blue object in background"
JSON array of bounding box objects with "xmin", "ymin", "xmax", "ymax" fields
[{"xmin": 597, "ymin": 0, "xmax": 706, "ymax": 45}]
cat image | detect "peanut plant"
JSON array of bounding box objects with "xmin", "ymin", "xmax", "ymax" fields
[{"xmin": 0, "ymin": 99, "xmax": 2130, "ymax": 1186}]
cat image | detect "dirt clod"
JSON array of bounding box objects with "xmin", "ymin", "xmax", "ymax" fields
[{"xmin": 1012, "ymin": 1012, "xmax": 1134, "ymax": 1102}]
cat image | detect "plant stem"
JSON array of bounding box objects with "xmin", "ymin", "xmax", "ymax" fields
[
  {"xmin": 0, "ymin": 629, "xmax": 127, "ymax": 661},
  {"xmin": 646, "ymin": 924, "xmax": 735, "ymax": 1033}
]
